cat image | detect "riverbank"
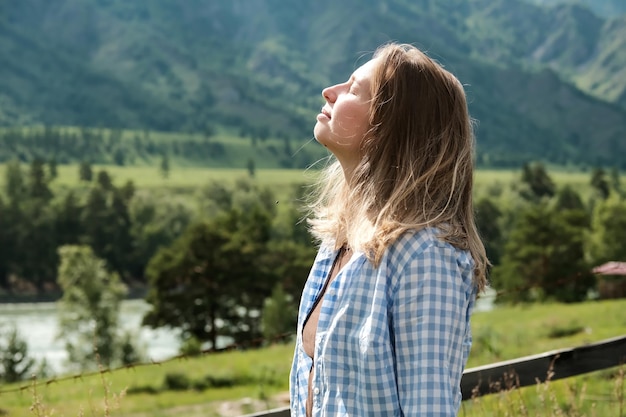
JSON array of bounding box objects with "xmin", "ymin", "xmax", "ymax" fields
[
  {"xmin": 0, "ymin": 285, "xmax": 148, "ymax": 303},
  {"xmin": 0, "ymin": 299, "xmax": 181, "ymax": 375},
  {"xmin": 1, "ymin": 299, "xmax": 624, "ymax": 417}
]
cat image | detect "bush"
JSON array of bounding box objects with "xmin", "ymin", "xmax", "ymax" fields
[
  {"xmin": 126, "ymin": 385, "xmax": 160, "ymax": 395},
  {"xmin": 546, "ymin": 321, "xmax": 585, "ymax": 339},
  {"xmin": 179, "ymin": 336, "xmax": 203, "ymax": 357},
  {"xmin": 163, "ymin": 372, "xmax": 191, "ymax": 390}
]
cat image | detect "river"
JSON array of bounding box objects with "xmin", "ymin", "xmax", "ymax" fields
[
  {"xmin": 1, "ymin": 288, "xmax": 495, "ymax": 375},
  {"xmin": 0, "ymin": 299, "xmax": 182, "ymax": 375}
]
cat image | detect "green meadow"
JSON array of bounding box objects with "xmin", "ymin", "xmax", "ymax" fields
[
  {"xmin": 1, "ymin": 299, "xmax": 624, "ymax": 417},
  {"xmin": 1, "ymin": 161, "xmax": 622, "ymax": 416},
  {"xmin": 51, "ymin": 165, "xmax": 318, "ymax": 190},
  {"xmin": 0, "ymin": 163, "xmax": 603, "ymax": 192}
]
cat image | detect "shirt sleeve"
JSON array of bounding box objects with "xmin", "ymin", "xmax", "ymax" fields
[{"xmin": 390, "ymin": 241, "xmax": 472, "ymax": 416}]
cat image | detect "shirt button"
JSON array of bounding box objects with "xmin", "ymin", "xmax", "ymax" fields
[
  {"xmin": 328, "ymin": 289, "xmax": 335, "ymax": 296},
  {"xmin": 313, "ymin": 387, "xmax": 320, "ymax": 395}
]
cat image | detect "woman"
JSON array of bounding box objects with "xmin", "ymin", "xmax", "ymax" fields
[{"xmin": 290, "ymin": 43, "xmax": 488, "ymax": 416}]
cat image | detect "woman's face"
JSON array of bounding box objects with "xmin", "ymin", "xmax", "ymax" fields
[{"xmin": 314, "ymin": 59, "xmax": 377, "ymax": 172}]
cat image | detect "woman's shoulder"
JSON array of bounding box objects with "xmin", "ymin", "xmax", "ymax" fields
[
  {"xmin": 387, "ymin": 227, "xmax": 440, "ymax": 255},
  {"xmin": 385, "ymin": 227, "xmax": 473, "ymax": 271}
]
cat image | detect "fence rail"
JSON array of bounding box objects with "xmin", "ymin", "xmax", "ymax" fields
[
  {"xmin": 241, "ymin": 334, "xmax": 626, "ymax": 417},
  {"xmin": 460, "ymin": 333, "xmax": 626, "ymax": 399}
]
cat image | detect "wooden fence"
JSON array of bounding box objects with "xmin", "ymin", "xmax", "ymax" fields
[{"xmin": 240, "ymin": 334, "xmax": 626, "ymax": 417}]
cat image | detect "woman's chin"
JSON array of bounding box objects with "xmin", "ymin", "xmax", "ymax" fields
[{"xmin": 313, "ymin": 126, "xmax": 328, "ymax": 147}]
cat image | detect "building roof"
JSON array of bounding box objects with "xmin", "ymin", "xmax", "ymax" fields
[{"xmin": 592, "ymin": 262, "xmax": 626, "ymax": 276}]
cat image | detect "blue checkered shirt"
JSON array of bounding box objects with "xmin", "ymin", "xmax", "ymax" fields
[{"xmin": 289, "ymin": 228, "xmax": 477, "ymax": 416}]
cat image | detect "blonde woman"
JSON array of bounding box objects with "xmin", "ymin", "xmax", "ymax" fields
[{"xmin": 290, "ymin": 43, "xmax": 488, "ymax": 417}]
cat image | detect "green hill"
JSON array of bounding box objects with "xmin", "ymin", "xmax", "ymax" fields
[
  {"xmin": 526, "ymin": 0, "xmax": 626, "ymax": 18},
  {"xmin": 1, "ymin": 0, "xmax": 625, "ymax": 167},
  {"xmin": 464, "ymin": 1, "xmax": 626, "ymax": 111}
]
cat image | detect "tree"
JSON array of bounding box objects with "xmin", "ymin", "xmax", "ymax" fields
[
  {"xmin": 160, "ymin": 153, "xmax": 170, "ymax": 179},
  {"xmin": 113, "ymin": 147, "xmax": 126, "ymax": 166},
  {"xmin": 588, "ymin": 194, "xmax": 626, "ymax": 266},
  {"xmin": 13, "ymin": 198, "xmax": 58, "ymax": 291},
  {"xmin": 119, "ymin": 180, "xmax": 136, "ymax": 202},
  {"xmin": 491, "ymin": 203, "xmax": 594, "ymax": 303},
  {"xmin": 261, "ymin": 284, "xmax": 297, "ymax": 343},
  {"xmin": 0, "ymin": 326, "xmax": 36, "ymax": 383},
  {"xmin": 247, "ymin": 158, "xmax": 255, "ymax": 178},
  {"xmin": 520, "ymin": 162, "xmax": 555, "ymax": 200},
  {"xmin": 54, "ymin": 191, "xmax": 83, "ymax": 246},
  {"xmin": 554, "ymin": 185, "xmax": 585, "ymax": 211},
  {"xmin": 283, "ymin": 136, "xmax": 293, "ymax": 158},
  {"xmin": 28, "ymin": 158, "xmax": 53, "ymax": 201},
  {"xmin": 609, "ymin": 167, "xmax": 621, "ymax": 195},
  {"xmin": 81, "ymin": 183, "xmax": 133, "ymax": 279},
  {"xmin": 260, "ymin": 240, "xmax": 316, "ymax": 310},
  {"xmin": 590, "ymin": 167, "xmax": 610, "ymax": 200},
  {"xmin": 48, "ymin": 158, "xmax": 58, "ymax": 180},
  {"xmin": 57, "ymin": 245, "xmax": 128, "ymax": 370},
  {"xmin": 128, "ymin": 192, "xmax": 194, "ymax": 280},
  {"xmin": 475, "ymin": 197, "xmax": 503, "ymax": 267},
  {"xmin": 79, "ymin": 161, "xmax": 93, "ymax": 182},
  {"xmin": 0, "ymin": 196, "xmax": 9, "ymax": 288},
  {"xmin": 96, "ymin": 170, "xmax": 114, "ymax": 191},
  {"xmin": 197, "ymin": 181, "xmax": 233, "ymax": 216},
  {"xmin": 4, "ymin": 159, "xmax": 26, "ymax": 203},
  {"xmin": 143, "ymin": 207, "xmax": 274, "ymax": 349}
]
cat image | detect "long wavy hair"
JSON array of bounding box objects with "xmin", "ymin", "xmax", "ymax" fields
[{"xmin": 308, "ymin": 43, "xmax": 488, "ymax": 291}]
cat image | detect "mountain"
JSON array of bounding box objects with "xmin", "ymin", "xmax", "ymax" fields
[
  {"xmin": 1, "ymin": 0, "xmax": 625, "ymax": 167},
  {"xmin": 464, "ymin": 1, "xmax": 626, "ymax": 111},
  {"xmin": 0, "ymin": 22, "xmax": 185, "ymax": 130},
  {"xmin": 526, "ymin": 0, "xmax": 626, "ymax": 18}
]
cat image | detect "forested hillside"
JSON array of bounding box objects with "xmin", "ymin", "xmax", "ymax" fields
[
  {"xmin": 526, "ymin": 0, "xmax": 626, "ymax": 18},
  {"xmin": 1, "ymin": 0, "xmax": 625, "ymax": 167}
]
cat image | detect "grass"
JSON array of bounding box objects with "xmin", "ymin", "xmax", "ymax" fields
[
  {"xmin": 50, "ymin": 165, "xmax": 317, "ymax": 190},
  {"xmin": 1, "ymin": 343, "xmax": 295, "ymax": 417},
  {"xmin": 468, "ymin": 299, "xmax": 626, "ymax": 366},
  {"xmin": 0, "ymin": 163, "xmax": 609, "ymax": 192},
  {"xmin": 460, "ymin": 367, "xmax": 625, "ymax": 417},
  {"xmin": 461, "ymin": 299, "xmax": 626, "ymax": 416},
  {"xmin": 1, "ymin": 299, "xmax": 625, "ymax": 416}
]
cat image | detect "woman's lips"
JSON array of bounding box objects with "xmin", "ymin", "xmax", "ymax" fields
[{"xmin": 320, "ymin": 107, "xmax": 331, "ymax": 119}]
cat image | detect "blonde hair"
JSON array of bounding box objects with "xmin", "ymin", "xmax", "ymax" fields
[{"xmin": 308, "ymin": 43, "xmax": 488, "ymax": 291}]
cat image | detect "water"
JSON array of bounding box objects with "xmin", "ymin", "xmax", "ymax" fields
[
  {"xmin": 0, "ymin": 291, "xmax": 494, "ymax": 375},
  {"xmin": 475, "ymin": 286, "xmax": 496, "ymax": 312},
  {"xmin": 0, "ymin": 299, "xmax": 181, "ymax": 374}
]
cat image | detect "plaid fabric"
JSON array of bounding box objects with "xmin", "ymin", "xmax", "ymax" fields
[{"xmin": 290, "ymin": 228, "xmax": 477, "ymax": 416}]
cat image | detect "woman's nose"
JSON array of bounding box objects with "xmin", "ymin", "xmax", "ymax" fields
[{"xmin": 322, "ymin": 86, "xmax": 337, "ymax": 103}]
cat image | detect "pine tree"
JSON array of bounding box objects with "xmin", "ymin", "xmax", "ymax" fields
[
  {"xmin": 160, "ymin": 153, "xmax": 170, "ymax": 179},
  {"xmin": 492, "ymin": 203, "xmax": 593, "ymax": 303},
  {"xmin": 28, "ymin": 158, "xmax": 52, "ymax": 201},
  {"xmin": 48, "ymin": 158, "xmax": 58, "ymax": 180},
  {"xmin": 520, "ymin": 162, "xmax": 555, "ymax": 200},
  {"xmin": 590, "ymin": 167, "xmax": 610, "ymax": 200},
  {"xmin": 247, "ymin": 158, "xmax": 256, "ymax": 178},
  {"xmin": 4, "ymin": 159, "xmax": 26, "ymax": 203},
  {"xmin": 79, "ymin": 161, "xmax": 93, "ymax": 182},
  {"xmin": 0, "ymin": 327, "xmax": 36, "ymax": 383}
]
